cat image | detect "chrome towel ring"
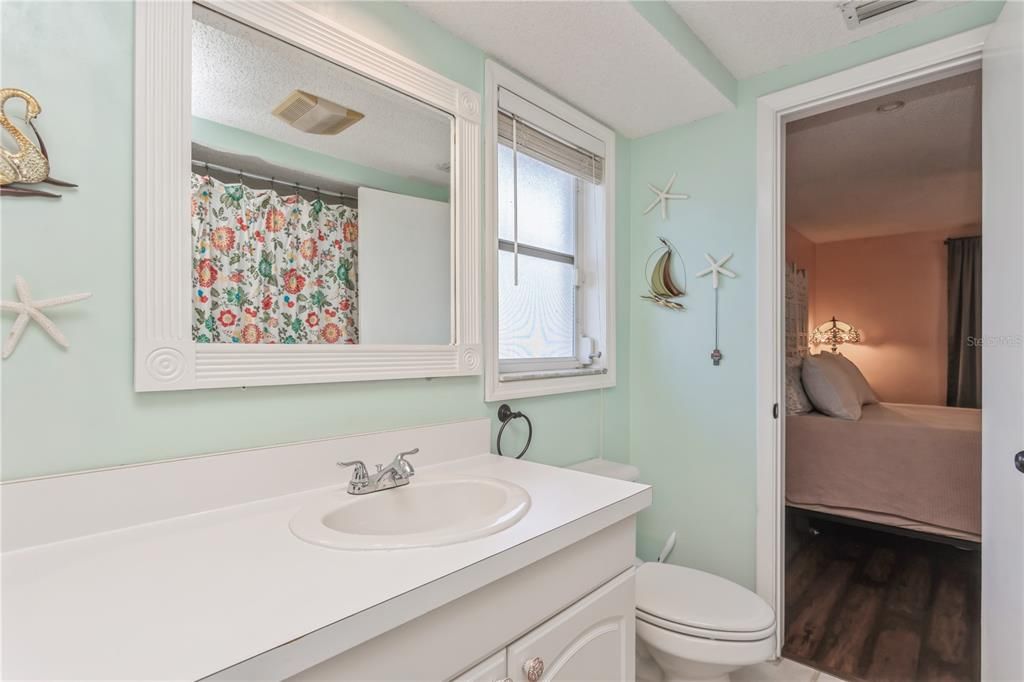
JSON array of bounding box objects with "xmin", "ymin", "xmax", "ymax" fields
[{"xmin": 496, "ymin": 404, "xmax": 532, "ymax": 460}]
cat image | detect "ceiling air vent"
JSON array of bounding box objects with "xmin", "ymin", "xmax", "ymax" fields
[
  {"xmin": 272, "ymin": 90, "xmax": 364, "ymax": 135},
  {"xmin": 839, "ymin": 0, "xmax": 917, "ymax": 29}
]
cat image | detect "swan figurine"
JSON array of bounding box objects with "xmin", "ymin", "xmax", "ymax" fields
[{"xmin": 1, "ymin": 88, "xmax": 77, "ymax": 198}]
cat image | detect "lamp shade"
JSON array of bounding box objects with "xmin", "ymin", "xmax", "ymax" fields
[{"xmin": 811, "ymin": 316, "xmax": 861, "ymax": 353}]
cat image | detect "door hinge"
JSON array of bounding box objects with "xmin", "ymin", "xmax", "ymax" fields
[{"xmin": 773, "ymin": 403, "xmax": 779, "ymax": 419}]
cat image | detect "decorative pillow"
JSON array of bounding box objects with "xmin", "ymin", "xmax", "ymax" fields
[
  {"xmin": 822, "ymin": 352, "xmax": 878, "ymax": 405},
  {"xmin": 801, "ymin": 354, "xmax": 862, "ymax": 420},
  {"xmin": 785, "ymin": 358, "xmax": 814, "ymax": 415}
]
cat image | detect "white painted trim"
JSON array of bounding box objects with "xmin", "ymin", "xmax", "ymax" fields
[
  {"xmin": 754, "ymin": 26, "xmax": 989, "ymax": 656},
  {"xmin": 483, "ymin": 60, "xmax": 616, "ymax": 402},
  {"xmin": 133, "ymin": 0, "xmax": 481, "ymax": 391}
]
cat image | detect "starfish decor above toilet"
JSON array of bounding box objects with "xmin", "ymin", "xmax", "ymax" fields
[
  {"xmin": 643, "ymin": 173, "xmax": 690, "ymax": 221},
  {"xmin": 697, "ymin": 253, "xmax": 738, "ymax": 366}
]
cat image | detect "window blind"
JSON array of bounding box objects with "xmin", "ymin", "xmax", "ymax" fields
[{"xmin": 498, "ymin": 111, "xmax": 605, "ymax": 185}]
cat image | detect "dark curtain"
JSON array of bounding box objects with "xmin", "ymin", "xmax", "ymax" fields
[{"xmin": 946, "ymin": 237, "xmax": 982, "ymax": 408}]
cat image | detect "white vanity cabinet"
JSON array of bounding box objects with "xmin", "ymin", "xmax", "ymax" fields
[
  {"xmin": 3, "ymin": 421, "xmax": 652, "ymax": 681},
  {"xmin": 503, "ymin": 571, "xmax": 634, "ymax": 682},
  {"xmin": 286, "ymin": 519, "xmax": 637, "ymax": 682},
  {"xmin": 452, "ymin": 570, "xmax": 633, "ymax": 682},
  {"xmin": 452, "ymin": 650, "xmax": 509, "ymax": 682}
]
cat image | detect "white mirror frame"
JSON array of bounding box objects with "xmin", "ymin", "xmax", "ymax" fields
[{"xmin": 134, "ymin": 0, "xmax": 480, "ymax": 392}]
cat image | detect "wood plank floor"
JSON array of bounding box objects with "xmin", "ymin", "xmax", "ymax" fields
[{"xmin": 783, "ymin": 514, "xmax": 980, "ymax": 682}]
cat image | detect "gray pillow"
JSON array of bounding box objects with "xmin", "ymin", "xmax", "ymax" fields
[
  {"xmin": 801, "ymin": 354, "xmax": 862, "ymax": 420},
  {"xmin": 785, "ymin": 359, "xmax": 814, "ymax": 415},
  {"xmin": 822, "ymin": 352, "xmax": 878, "ymax": 405}
]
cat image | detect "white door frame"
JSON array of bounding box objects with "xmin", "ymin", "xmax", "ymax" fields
[{"xmin": 753, "ymin": 26, "xmax": 991, "ymax": 656}]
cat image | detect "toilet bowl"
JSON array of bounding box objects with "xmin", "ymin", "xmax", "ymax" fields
[
  {"xmin": 634, "ymin": 562, "xmax": 776, "ymax": 682},
  {"xmin": 566, "ymin": 460, "xmax": 777, "ymax": 682}
]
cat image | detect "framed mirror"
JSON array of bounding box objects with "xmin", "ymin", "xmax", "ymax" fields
[{"xmin": 134, "ymin": 1, "xmax": 480, "ymax": 391}]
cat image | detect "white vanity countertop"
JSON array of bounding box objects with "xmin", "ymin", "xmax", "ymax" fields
[{"xmin": 2, "ymin": 454, "xmax": 651, "ymax": 680}]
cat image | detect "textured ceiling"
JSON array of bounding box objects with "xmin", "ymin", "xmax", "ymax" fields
[
  {"xmin": 786, "ymin": 70, "xmax": 981, "ymax": 244},
  {"xmin": 669, "ymin": 0, "xmax": 965, "ymax": 79},
  {"xmin": 409, "ymin": 1, "xmax": 734, "ymax": 138},
  {"xmin": 191, "ymin": 8, "xmax": 451, "ymax": 187}
]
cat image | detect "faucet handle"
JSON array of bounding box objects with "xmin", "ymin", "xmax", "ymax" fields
[
  {"xmin": 337, "ymin": 460, "xmax": 369, "ymax": 483},
  {"xmin": 395, "ymin": 448, "xmax": 419, "ymax": 475}
]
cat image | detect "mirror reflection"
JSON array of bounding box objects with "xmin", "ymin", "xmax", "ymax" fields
[{"xmin": 190, "ymin": 6, "xmax": 453, "ymax": 346}]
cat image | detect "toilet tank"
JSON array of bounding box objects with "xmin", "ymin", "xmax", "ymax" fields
[{"xmin": 567, "ymin": 458, "xmax": 640, "ymax": 482}]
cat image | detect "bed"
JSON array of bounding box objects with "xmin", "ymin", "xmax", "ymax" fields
[{"xmin": 786, "ymin": 402, "xmax": 981, "ymax": 543}]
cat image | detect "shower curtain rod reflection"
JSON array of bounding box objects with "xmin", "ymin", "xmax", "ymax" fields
[{"xmin": 191, "ymin": 159, "xmax": 355, "ymax": 200}]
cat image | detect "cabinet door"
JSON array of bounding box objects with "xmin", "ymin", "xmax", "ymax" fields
[
  {"xmin": 451, "ymin": 649, "xmax": 508, "ymax": 682},
  {"xmin": 507, "ymin": 569, "xmax": 634, "ymax": 682}
]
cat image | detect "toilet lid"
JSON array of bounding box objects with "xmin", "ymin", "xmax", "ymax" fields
[{"xmin": 636, "ymin": 563, "xmax": 775, "ymax": 639}]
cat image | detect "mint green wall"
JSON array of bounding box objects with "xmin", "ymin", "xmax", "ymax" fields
[
  {"xmin": 0, "ymin": 1, "xmax": 632, "ymax": 480},
  {"xmin": 628, "ymin": 1, "xmax": 1003, "ymax": 588},
  {"xmin": 3, "ymin": 0, "xmax": 997, "ymax": 589},
  {"xmin": 192, "ymin": 116, "xmax": 450, "ymax": 203}
]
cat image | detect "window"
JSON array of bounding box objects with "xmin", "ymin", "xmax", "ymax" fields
[
  {"xmin": 485, "ymin": 61, "xmax": 615, "ymax": 400},
  {"xmin": 497, "ymin": 141, "xmax": 578, "ymax": 364}
]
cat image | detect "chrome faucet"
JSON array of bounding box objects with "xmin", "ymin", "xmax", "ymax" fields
[{"xmin": 337, "ymin": 448, "xmax": 418, "ymax": 495}]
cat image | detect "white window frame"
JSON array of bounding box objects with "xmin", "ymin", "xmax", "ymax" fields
[{"xmin": 484, "ymin": 60, "xmax": 616, "ymax": 401}]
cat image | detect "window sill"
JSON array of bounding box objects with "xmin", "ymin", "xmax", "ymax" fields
[
  {"xmin": 499, "ymin": 367, "xmax": 607, "ymax": 382},
  {"xmin": 486, "ymin": 366, "xmax": 614, "ymax": 401}
]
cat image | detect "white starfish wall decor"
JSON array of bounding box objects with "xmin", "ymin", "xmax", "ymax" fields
[
  {"xmin": 1, "ymin": 275, "xmax": 91, "ymax": 359},
  {"xmin": 697, "ymin": 253, "xmax": 737, "ymax": 366},
  {"xmin": 643, "ymin": 173, "xmax": 690, "ymax": 220},
  {"xmin": 696, "ymin": 252, "xmax": 736, "ymax": 289}
]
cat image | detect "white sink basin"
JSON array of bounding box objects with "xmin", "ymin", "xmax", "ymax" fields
[{"xmin": 290, "ymin": 477, "xmax": 531, "ymax": 550}]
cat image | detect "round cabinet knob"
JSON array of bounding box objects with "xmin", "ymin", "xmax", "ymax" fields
[{"xmin": 523, "ymin": 656, "xmax": 544, "ymax": 682}]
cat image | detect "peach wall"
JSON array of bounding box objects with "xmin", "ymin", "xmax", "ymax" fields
[{"xmin": 811, "ymin": 226, "xmax": 979, "ymax": 405}]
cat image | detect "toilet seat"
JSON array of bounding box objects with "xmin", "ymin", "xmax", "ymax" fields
[
  {"xmin": 636, "ymin": 618, "xmax": 777, "ymax": 672},
  {"xmin": 636, "ymin": 563, "xmax": 776, "ymax": 642},
  {"xmin": 636, "ymin": 609, "xmax": 775, "ymax": 642}
]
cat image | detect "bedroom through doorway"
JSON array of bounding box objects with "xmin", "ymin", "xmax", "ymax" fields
[{"xmin": 781, "ymin": 68, "xmax": 982, "ymax": 682}]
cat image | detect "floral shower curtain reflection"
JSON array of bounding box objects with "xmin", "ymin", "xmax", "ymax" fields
[{"xmin": 190, "ymin": 173, "xmax": 359, "ymax": 344}]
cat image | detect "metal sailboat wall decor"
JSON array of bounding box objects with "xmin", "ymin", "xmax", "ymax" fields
[{"xmin": 642, "ymin": 237, "xmax": 686, "ymax": 310}]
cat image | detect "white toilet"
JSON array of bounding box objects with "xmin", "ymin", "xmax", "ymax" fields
[{"xmin": 568, "ymin": 459, "xmax": 777, "ymax": 682}]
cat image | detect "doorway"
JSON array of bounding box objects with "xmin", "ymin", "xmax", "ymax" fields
[
  {"xmin": 752, "ymin": 23, "xmax": 1010, "ymax": 680},
  {"xmin": 778, "ymin": 67, "xmax": 982, "ymax": 680}
]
